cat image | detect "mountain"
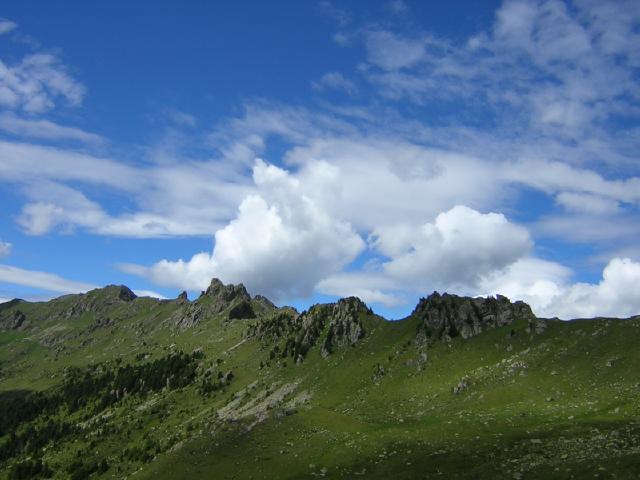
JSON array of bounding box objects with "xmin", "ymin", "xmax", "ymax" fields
[{"xmin": 0, "ymin": 279, "xmax": 639, "ymax": 479}]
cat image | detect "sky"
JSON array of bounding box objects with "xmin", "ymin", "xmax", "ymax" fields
[{"xmin": 0, "ymin": 0, "xmax": 639, "ymax": 320}]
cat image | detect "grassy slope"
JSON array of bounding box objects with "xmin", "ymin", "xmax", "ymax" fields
[{"xmin": 1, "ymin": 291, "xmax": 639, "ymax": 479}]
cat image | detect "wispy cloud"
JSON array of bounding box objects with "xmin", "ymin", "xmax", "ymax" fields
[
  {"xmin": 311, "ymin": 72, "xmax": 358, "ymax": 94},
  {"xmin": 0, "ymin": 264, "xmax": 97, "ymax": 294},
  {"xmin": 0, "ymin": 113, "xmax": 103, "ymax": 144},
  {"xmin": 0, "ymin": 240, "xmax": 11, "ymax": 258},
  {"xmin": 0, "ymin": 18, "xmax": 17, "ymax": 35}
]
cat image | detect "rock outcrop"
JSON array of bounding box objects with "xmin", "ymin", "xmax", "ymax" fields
[
  {"xmin": 247, "ymin": 296, "xmax": 371, "ymax": 362},
  {"xmin": 320, "ymin": 297, "xmax": 369, "ymax": 357},
  {"xmin": 413, "ymin": 292, "xmax": 536, "ymax": 342},
  {"xmin": 0, "ymin": 309, "xmax": 28, "ymax": 330},
  {"xmin": 202, "ymin": 279, "xmax": 251, "ymax": 312},
  {"xmin": 172, "ymin": 279, "xmax": 254, "ymax": 328}
]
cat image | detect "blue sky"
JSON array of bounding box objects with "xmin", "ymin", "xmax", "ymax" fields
[{"xmin": 0, "ymin": 0, "xmax": 639, "ymax": 319}]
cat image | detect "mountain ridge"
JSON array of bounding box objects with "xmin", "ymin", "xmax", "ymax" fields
[{"xmin": 0, "ymin": 278, "xmax": 639, "ymax": 479}]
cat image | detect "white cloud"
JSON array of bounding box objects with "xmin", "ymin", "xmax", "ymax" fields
[
  {"xmin": 503, "ymin": 159, "xmax": 640, "ymax": 204},
  {"xmin": 316, "ymin": 271, "xmax": 404, "ymax": 307},
  {"xmin": 364, "ymin": 30, "xmax": 427, "ymax": 70},
  {"xmin": 360, "ymin": 0, "xmax": 640, "ymax": 139},
  {"xmin": 380, "ymin": 206, "xmax": 532, "ymax": 288},
  {"xmin": 0, "ymin": 240, "xmax": 11, "ymax": 258},
  {"xmin": 0, "ymin": 264, "xmax": 97, "ymax": 294},
  {"xmin": 319, "ymin": 206, "xmax": 534, "ymax": 307},
  {"xmin": 0, "ymin": 18, "xmax": 17, "ymax": 35},
  {"xmin": 550, "ymin": 258, "xmax": 640, "ymax": 318},
  {"xmin": 0, "ymin": 141, "xmax": 252, "ymax": 237},
  {"xmin": 479, "ymin": 256, "xmax": 571, "ymax": 314},
  {"xmin": 0, "ymin": 113, "xmax": 103, "ymax": 144},
  {"xmin": 285, "ymin": 138, "xmax": 502, "ymax": 232},
  {"xmin": 312, "ymin": 72, "xmax": 357, "ymax": 94},
  {"xmin": 485, "ymin": 257, "xmax": 640, "ymax": 319},
  {"xmin": 132, "ymin": 159, "xmax": 365, "ymax": 300},
  {"xmin": 133, "ymin": 289, "xmax": 166, "ymax": 299},
  {"xmin": 555, "ymin": 192, "xmax": 620, "ymax": 215},
  {"xmin": 0, "ymin": 53, "xmax": 86, "ymax": 113}
]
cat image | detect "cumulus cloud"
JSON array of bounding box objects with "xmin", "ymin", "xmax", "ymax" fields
[
  {"xmin": 484, "ymin": 257, "xmax": 640, "ymax": 319},
  {"xmin": 380, "ymin": 206, "xmax": 532, "ymax": 288},
  {"xmin": 131, "ymin": 160, "xmax": 364, "ymax": 300},
  {"xmin": 320, "ymin": 206, "xmax": 533, "ymax": 306}
]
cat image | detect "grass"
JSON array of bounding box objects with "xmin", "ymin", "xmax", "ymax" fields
[{"xmin": 0, "ymin": 289, "xmax": 639, "ymax": 479}]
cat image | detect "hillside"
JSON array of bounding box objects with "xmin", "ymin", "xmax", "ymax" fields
[{"xmin": 0, "ymin": 279, "xmax": 639, "ymax": 479}]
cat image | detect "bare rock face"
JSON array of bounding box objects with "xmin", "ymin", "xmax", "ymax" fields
[
  {"xmin": 177, "ymin": 291, "xmax": 188, "ymax": 302},
  {"xmin": 203, "ymin": 279, "xmax": 251, "ymax": 312},
  {"xmin": 320, "ymin": 297, "xmax": 369, "ymax": 357},
  {"xmin": 172, "ymin": 279, "xmax": 253, "ymax": 328},
  {"xmin": 0, "ymin": 309, "xmax": 28, "ymax": 331},
  {"xmin": 247, "ymin": 296, "xmax": 371, "ymax": 362},
  {"xmin": 413, "ymin": 292, "xmax": 536, "ymax": 341}
]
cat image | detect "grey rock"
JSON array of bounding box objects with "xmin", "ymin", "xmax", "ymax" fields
[
  {"xmin": 413, "ymin": 292, "xmax": 535, "ymax": 341},
  {"xmin": 253, "ymin": 294, "xmax": 276, "ymax": 311},
  {"xmin": 204, "ymin": 278, "xmax": 250, "ymax": 310},
  {"xmin": 0, "ymin": 309, "xmax": 27, "ymax": 330}
]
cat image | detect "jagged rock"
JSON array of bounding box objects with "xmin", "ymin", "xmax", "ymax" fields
[
  {"xmin": 228, "ymin": 300, "xmax": 256, "ymax": 320},
  {"xmin": 253, "ymin": 295, "xmax": 276, "ymax": 311},
  {"xmin": 320, "ymin": 297, "xmax": 368, "ymax": 357},
  {"xmin": 204, "ymin": 278, "xmax": 250, "ymax": 311},
  {"xmin": 177, "ymin": 291, "xmax": 188, "ymax": 302},
  {"xmin": 413, "ymin": 292, "xmax": 535, "ymax": 341},
  {"xmin": 247, "ymin": 297, "xmax": 371, "ymax": 362},
  {"xmin": 0, "ymin": 309, "xmax": 27, "ymax": 330},
  {"xmin": 172, "ymin": 303, "xmax": 202, "ymax": 329},
  {"xmin": 171, "ymin": 279, "xmax": 254, "ymax": 328}
]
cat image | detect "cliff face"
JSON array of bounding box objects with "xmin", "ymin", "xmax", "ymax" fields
[{"xmin": 412, "ymin": 292, "xmax": 540, "ymax": 342}]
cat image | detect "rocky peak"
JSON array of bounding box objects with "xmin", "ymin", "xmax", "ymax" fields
[
  {"xmin": 413, "ymin": 292, "xmax": 535, "ymax": 341},
  {"xmin": 94, "ymin": 285, "xmax": 137, "ymax": 302},
  {"xmin": 246, "ymin": 296, "xmax": 372, "ymax": 363},
  {"xmin": 177, "ymin": 291, "xmax": 189, "ymax": 302},
  {"xmin": 172, "ymin": 279, "xmax": 253, "ymax": 328},
  {"xmin": 253, "ymin": 294, "xmax": 276, "ymax": 311},
  {"xmin": 203, "ymin": 278, "xmax": 250, "ymax": 306}
]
